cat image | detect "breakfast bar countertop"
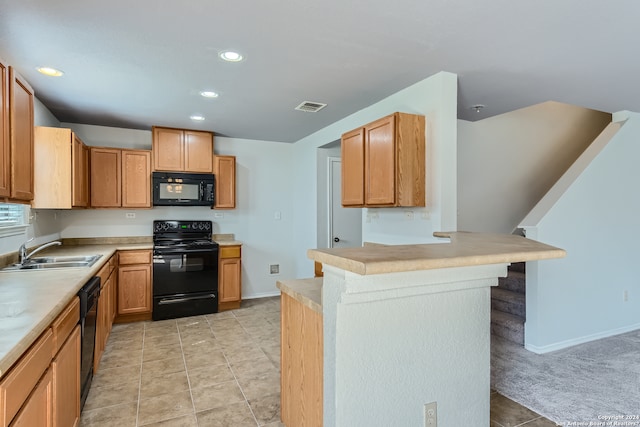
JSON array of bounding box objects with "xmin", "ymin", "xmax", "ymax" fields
[{"xmin": 308, "ymin": 231, "xmax": 566, "ymax": 276}]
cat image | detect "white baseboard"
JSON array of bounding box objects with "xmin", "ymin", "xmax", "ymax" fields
[
  {"xmin": 525, "ymin": 322, "xmax": 640, "ymax": 354},
  {"xmin": 242, "ymin": 291, "xmax": 281, "ymax": 300}
]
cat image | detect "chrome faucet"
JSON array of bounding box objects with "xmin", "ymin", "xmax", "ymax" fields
[{"xmin": 19, "ymin": 239, "xmax": 62, "ymax": 264}]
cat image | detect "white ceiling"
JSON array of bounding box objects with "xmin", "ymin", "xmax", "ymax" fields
[{"xmin": 0, "ymin": 0, "xmax": 637, "ymax": 142}]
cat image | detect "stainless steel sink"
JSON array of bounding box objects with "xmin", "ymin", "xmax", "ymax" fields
[
  {"xmin": 27, "ymin": 255, "xmax": 102, "ymax": 264},
  {"xmin": 1, "ymin": 254, "xmax": 103, "ymax": 271}
]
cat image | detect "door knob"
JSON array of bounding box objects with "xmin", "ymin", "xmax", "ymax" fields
[{"xmin": 333, "ymin": 237, "xmax": 340, "ymax": 243}]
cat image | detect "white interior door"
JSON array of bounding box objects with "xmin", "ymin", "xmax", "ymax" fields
[{"xmin": 329, "ymin": 157, "xmax": 362, "ymax": 248}]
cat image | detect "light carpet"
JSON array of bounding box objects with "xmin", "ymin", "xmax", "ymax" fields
[{"xmin": 491, "ymin": 330, "xmax": 640, "ymax": 425}]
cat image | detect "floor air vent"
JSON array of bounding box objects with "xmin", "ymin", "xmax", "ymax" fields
[{"xmin": 295, "ymin": 101, "xmax": 327, "ymax": 112}]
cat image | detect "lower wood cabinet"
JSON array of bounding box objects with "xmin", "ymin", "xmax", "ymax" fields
[
  {"xmin": 218, "ymin": 245, "xmax": 241, "ymax": 311},
  {"xmin": 280, "ymin": 292, "xmax": 323, "ymax": 427},
  {"xmin": 94, "ymin": 255, "xmax": 116, "ymax": 373},
  {"xmin": 52, "ymin": 326, "xmax": 80, "ymax": 427},
  {"xmin": 117, "ymin": 250, "xmax": 152, "ymax": 320},
  {"xmin": 10, "ymin": 368, "xmax": 53, "ymax": 427},
  {"xmin": 1, "ymin": 297, "xmax": 79, "ymax": 427}
]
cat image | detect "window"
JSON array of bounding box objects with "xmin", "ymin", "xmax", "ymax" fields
[{"xmin": 0, "ymin": 203, "xmax": 28, "ymax": 237}]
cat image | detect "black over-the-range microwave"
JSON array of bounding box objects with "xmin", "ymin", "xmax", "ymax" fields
[{"xmin": 152, "ymin": 172, "xmax": 215, "ymax": 206}]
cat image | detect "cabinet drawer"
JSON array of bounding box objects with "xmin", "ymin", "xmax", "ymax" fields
[
  {"xmin": 51, "ymin": 297, "xmax": 79, "ymax": 355},
  {"xmin": 220, "ymin": 246, "xmax": 241, "ymax": 259},
  {"xmin": 0, "ymin": 329, "xmax": 53, "ymax": 427},
  {"xmin": 119, "ymin": 250, "xmax": 151, "ymax": 265}
]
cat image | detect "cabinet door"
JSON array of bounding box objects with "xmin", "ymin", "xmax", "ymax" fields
[
  {"xmin": 33, "ymin": 127, "xmax": 72, "ymax": 209},
  {"xmin": 8, "ymin": 67, "xmax": 34, "ymax": 201},
  {"xmin": 152, "ymin": 127, "xmax": 183, "ymax": 171},
  {"xmin": 213, "ymin": 155, "xmax": 235, "ymax": 209},
  {"xmin": 90, "ymin": 148, "xmax": 121, "ymax": 207},
  {"xmin": 118, "ymin": 264, "xmax": 152, "ymax": 315},
  {"xmin": 364, "ymin": 115, "xmax": 396, "ymax": 206},
  {"xmin": 219, "ymin": 258, "xmax": 241, "ymax": 303},
  {"xmin": 341, "ymin": 128, "xmax": 365, "ymax": 206},
  {"xmin": 184, "ymin": 130, "xmax": 213, "ymax": 172},
  {"xmin": 10, "ymin": 369, "xmax": 53, "ymax": 427},
  {"xmin": 122, "ymin": 149, "xmax": 151, "ymax": 208},
  {"xmin": 0, "ymin": 58, "xmax": 9, "ymax": 197},
  {"xmin": 72, "ymin": 134, "xmax": 89, "ymax": 207},
  {"xmin": 52, "ymin": 326, "xmax": 80, "ymax": 427}
]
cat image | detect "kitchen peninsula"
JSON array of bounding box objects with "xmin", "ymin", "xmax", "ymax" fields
[{"xmin": 278, "ymin": 232, "xmax": 565, "ymax": 427}]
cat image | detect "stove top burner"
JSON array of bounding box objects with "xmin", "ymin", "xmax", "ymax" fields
[{"xmin": 153, "ymin": 220, "xmax": 216, "ymax": 253}]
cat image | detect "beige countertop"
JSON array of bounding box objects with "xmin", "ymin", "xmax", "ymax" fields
[
  {"xmin": 213, "ymin": 234, "xmax": 242, "ymax": 246},
  {"xmin": 308, "ymin": 232, "xmax": 566, "ymax": 275},
  {"xmin": 277, "ymin": 278, "xmax": 322, "ymax": 314},
  {"xmin": 0, "ymin": 242, "xmax": 152, "ymax": 379}
]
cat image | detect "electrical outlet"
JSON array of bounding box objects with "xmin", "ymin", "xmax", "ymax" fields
[
  {"xmin": 269, "ymin": 264, "xmax": 280, "ymax": 275},
  {"xmin": 424, "ymin": 402, "xmax": 437, "ymax": 426},
  {"xmin": 214, "ymin": 212, "xmax": 224, "ymax": 219},
  {"xmin": 125, "ymin": 212, "xmax": 136, "ymax": 219}
]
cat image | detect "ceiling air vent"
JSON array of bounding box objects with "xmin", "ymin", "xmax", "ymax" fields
[{"xmin": 295, "ymin": 101, "xmax": 327, "ymax": 113}]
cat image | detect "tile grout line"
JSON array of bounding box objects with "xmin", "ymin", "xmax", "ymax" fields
[
  {"xmin": 135, "ymin": 324, "xmax": 146, "ymax": 427},
  {"xmin": 176, "ymin": 318, "xmax": 200, "ymax": 426},
  {"xmin": 209, "ymin": 310, "xmax": 262, "ymax": 426}
]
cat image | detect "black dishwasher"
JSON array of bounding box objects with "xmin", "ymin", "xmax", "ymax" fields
[{"xmin": 78, "ymin": 276, "xmax": 100, "ymax": 410}]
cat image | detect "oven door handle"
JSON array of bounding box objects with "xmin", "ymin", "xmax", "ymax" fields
[
  {"xmin": 154, "ymin": 249, "xmax": 217, "ymax": 256},
  {"xmin": 157, "ymin": 294, "xmax": 217, "ymax": 305}
]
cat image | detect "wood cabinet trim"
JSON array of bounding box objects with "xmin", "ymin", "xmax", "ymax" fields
[
  {"xmin": 0, "ymin": 58, "xmax": 10, "ymax": 198},
  {"xmin": 51, "ymin": 297, "xmax": 79, "ymax": 355}
]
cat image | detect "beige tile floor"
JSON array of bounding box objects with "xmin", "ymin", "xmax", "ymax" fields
[
  {"xmin": 80, "ymin": 296, "xmax": 556, "ymax": 427},
  {"xmin": 80, "ymin": 297, "xmax": 283, "ymax": 427}
]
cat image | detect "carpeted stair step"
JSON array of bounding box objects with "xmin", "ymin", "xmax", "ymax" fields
[
  {"xmin": 492, "ymin": 288, "xmax": 526, "ymax": 318},
  {"xmin": 498, "ymin": 271, "xmax": 526, "ymax": 294},
  {"xmin": 491, "ymin": 309, "xmax": 524, "ymax": 345}
]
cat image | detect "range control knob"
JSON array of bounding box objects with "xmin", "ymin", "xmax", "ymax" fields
[{"xmin": 204, "ymin": 223, "xmax": 211, "ymax": 230}]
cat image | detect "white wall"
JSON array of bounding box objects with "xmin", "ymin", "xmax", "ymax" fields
[
  {"xmin": 291, "ymin": 72, "xmax": 459, "ymax": 277},
  {"xmin": 521, "ymin": 113, "xmax": 640, "ymax": 352},
  {"xmin": 458, "ymin": 101, "xmax": 611, "ymax": 234},
  {"xmin": 53, "ymin": 124, "xmax": 294, "ymax": 299}
]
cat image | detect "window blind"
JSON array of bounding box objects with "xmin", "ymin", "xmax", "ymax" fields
[{"xmin": 0, "ymin": 204, "xmax": 25, "ymax": 228}]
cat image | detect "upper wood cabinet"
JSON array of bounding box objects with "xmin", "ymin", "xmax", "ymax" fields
[
  {"xmin": 122, "ymin": 149, "xmax": 151, "ymax": 208},
  {"xmin": 90, "ymin": 147, "xmax": 151, "ymax": 208},
  {"xmin": 213, "ymin": 155, "xmax": 236, "ymax": 209},
  {"xmin": 0, "ymin": 64, "xmax": 34, "ymax": 202},
  {"xmin": 90, "ymin": 147, "xmax": 121, "ymax": 207},
  {"xmin": 33, "ymin": 127, "xmax": 90, "ymax": 209},
  {"xmin": 341, "ymin": 112, "xmax": 425, "ymax": 208},
  {"xmin": 152, "ymin": 126, "xmax": 214, "ymax": 173},
  {"xmin": 0, "ymin": 58, "xmax": 9, "ymax": 198}
]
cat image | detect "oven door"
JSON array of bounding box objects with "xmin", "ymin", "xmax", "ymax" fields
[{"xmin": 153, "ymin": 250, "xmax": 218, "ymax": 296}]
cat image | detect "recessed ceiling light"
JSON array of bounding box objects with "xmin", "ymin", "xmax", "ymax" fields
[
  {"xmin": 190, "ymin": 115, "xmax": 205, "ymax": 121},
  {"xmin": 200, "ymin": 91, "xmax": 219, "ymax": 98},
  {"xmin": 471, "ymin": 104, "xmax": 485, "ymax": 113},
  {"xmin": 219, "ymin": 51, "xmax": 244, "ymax": 62},
  {"xmin": 36, "ymin": 67, "xmax": 64, "ymax": 77}
]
